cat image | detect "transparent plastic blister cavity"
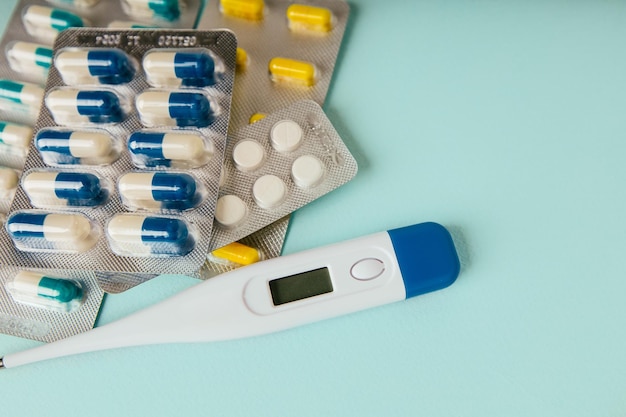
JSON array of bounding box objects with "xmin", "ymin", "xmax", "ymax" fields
[
  {"xmin": 199, "ymin": 0, "xmax": 349, "ymax": 131},
  {"xmin": 0, "ymin": 266, "xmax": 103, "ymax": 342},
  {"xmin": 36, "ymin": 127, "xmax": 125, "ymax": 166},
  {"xmin": 6, "ymin": 210, "xmax": 101, "ymax": 254},
  {"xmin": 7, "ymin": 270, "xmax": 85, "ymax": 313},
  {"xmin": 21, "ymin": 168, "xmax": 111, "ymax": 208},
  {"xmin": 128, "ymin": 129, "xmax": 214, "ymax": 168},
  {"xmin": 0, "ymin": 28, "xmax": 237, "ymax": 281},
  {"xmin": 209, "ymin": 99, "xmax": 357, "ymax": 251},
  {"xmin": 198, "ymin": 0, "xmax": 349, "ymax": 272}
]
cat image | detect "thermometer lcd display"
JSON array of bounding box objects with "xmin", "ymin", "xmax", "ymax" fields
[{"xmin": 269, "ymin": 267, "xmax": 333, "ymax": 306}]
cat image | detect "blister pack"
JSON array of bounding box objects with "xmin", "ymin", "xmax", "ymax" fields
[
  {"xmin": 0, "ymin": 28, "xmax": 237, "ymax": 280},
  {"xmin": 0, "ymin": 266, "xmax": 103, "ymax": 342},
  {"xmin": 199, "ymin": 0, "xmax": 349, "ymax": 131},
  {"xmin": 199, "ymin": 215, "xmax": 290, "ymax": 279},
  {"xmin": 198, "ymin": 0, "xmax": 350, "ymax": 273},
  {"xmin": 208, "ymin": 99, "xmax": 357, "ymax": 251},
  {"xmin": 0, "ymin": 0, "xmax": 205, "ymax": 211}
]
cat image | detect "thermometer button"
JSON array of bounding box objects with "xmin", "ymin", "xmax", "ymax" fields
[{"xmin": 350, "ymin": 258, "xmax": 385, "ymax": 281}]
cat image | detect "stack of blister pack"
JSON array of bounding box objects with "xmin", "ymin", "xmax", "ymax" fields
[{"xmin": 0, "ymin": 0, "xmax": 355, "ymax": 343}]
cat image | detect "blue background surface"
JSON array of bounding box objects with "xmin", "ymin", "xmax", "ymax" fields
[{"xmin": 2, "ymin": 1, "xmax": 626, "ymax": 415}]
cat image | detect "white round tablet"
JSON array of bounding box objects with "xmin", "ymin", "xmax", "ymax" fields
[
  {"xmin": 215, "ymin": 195, "xmax": 248, "ymax": 229},
  {"xmin": 253, "ymin": 175, "xmax": 287, "ymax": 209},
  {"xmin": 232, "ymin": 140, "xmax": 266, "ymax": 172},
  {"xmin": 291, "ymin": 155, "xmax": 325, "ymax": 189},
  {"xmin": 270, "ymin": 119, "xmax": 303, "ymax": 152}
]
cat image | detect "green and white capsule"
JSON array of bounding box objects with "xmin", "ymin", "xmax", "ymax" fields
[
  {"xmin": 122, "ymin": 0, "xmax": 182, "ymax": 22},
  {"xmin": 0, "ymin": 80, "xmax": 44, "ymax": 117},
  {"xmin": 22, "ymin": 5, "xmax": 86, "ymax": 40},
  {"xmin": 9, "ymin": 270, "xmax": 84, "ymax": 313},
  {"xmin": 6, "ymin": 42, "xmax": 53, "ymax": 82},
  {"xmin": 0, "ymin": 121, "xmax": 33, "ymax": 154}
]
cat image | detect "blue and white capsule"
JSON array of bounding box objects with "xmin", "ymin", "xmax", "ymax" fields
[
  {"xmin": 22, "ymin": 5, "xmax": 87, "ymax": 40},
  {"xmin": 0, "ymin": 167, "xmax": 19, "ymax": 199},
  {"xmin": 23, "ymin": 171, "xmax": 108, "ymax": 207},
  {"xmin": 0, "ymin": 121, "xmax": 33, "ymax": 155},
  {"xmin": 143, "ymin": 49, "xmax": 222, "ymax": 87},
  {"xmin": 6, "ymin": 211, "xmax": 98, "ymax": 253},
  {"xmin": 46, "ymin": 88, "xmax": 125, "ymax": 124},
  {"xmin": 8, "ymin": 270, "xmax": 84, "ymax": 313},
  {"xmin": 35, "ymin": 129, "xmax": 118, "ymax": 165},
  {"xmin": 136, "ymin": 90, "xmax": 215, "ymax": 127},
  {"xmin": 121, "ymin": 0, "xmax": 182, "ymax": 22},
  {"xmin": 119, "ymin": 172, "xmax": 201, "ymax": 210},
  {"xmin": 56, "ymin": 48, "xmax": 136, "ymax": 85},
  {"xmin": 6, "ymin": 42, "xmax": 53, "ymax": 83},
  {"xmin": 0, "ymin": 79, "xmax": 44, "ymax": 117},
  {"xmin": 128, "ymin": 131, "xmax": 212, "ymax": 168},
  {"xmin": 107, "ymin": 214, "xmax": 195, "ymax": 256}
]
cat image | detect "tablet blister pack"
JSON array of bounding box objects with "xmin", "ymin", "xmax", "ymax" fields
[
  {"xmin": 209, "ymin": 100, "xmax": 357, "ymax": 250},
  {"xmin": 0, "ymin": 28, "xmax": 236, "ymax": 278},
  {"xmin": 198, "ymin": 0, "xmax": 350, "ymax": 274},
  {"xmin": 0, "ymin": 0, "xmax": 204, "ymax": 213},
  {"xmin": 0, "ymin": 266, "xmax": 103, "ymax": 342}
]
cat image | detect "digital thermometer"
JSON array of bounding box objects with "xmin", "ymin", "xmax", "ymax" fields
[{"xmin": 0, "ymin": 222, "xmax": 460, "ymax": 369}]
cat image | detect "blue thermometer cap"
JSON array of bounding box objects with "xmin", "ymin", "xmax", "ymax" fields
[{"xmin": 388, "ymin": 222, "xmax": 460, "ymax": 299}]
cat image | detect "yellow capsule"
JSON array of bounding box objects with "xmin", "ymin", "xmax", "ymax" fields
[
  {"xmin": 220, "ymin": 0, "xmax": 264, "ymax": 21},
  {"xmin": 268, "ymin": 57, "xmax": 317, "ymax": 87},
  {"xmin": 248, "ymin": 112, "xmax": 266, "ymax": 124},
  {"xmin": 236, "ymin": 47, "xmax": 249, "ymax": 70},
  {"xmin": 211, "ymin": 242, "xmax": 261, "ymax": 266},
  {"xmin": 286, "ymin": 4, "xmax": 334, "ymax": 33}
]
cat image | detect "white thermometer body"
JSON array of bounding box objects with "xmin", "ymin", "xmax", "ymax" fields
[{"xmin": 1, "ymin": 222, "xmax": 460, "ymax": 369}]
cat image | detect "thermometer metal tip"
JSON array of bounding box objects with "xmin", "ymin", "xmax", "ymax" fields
[{"xmin": 0, "ymin": 221, "xmax": 460, "ymax": 369}]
